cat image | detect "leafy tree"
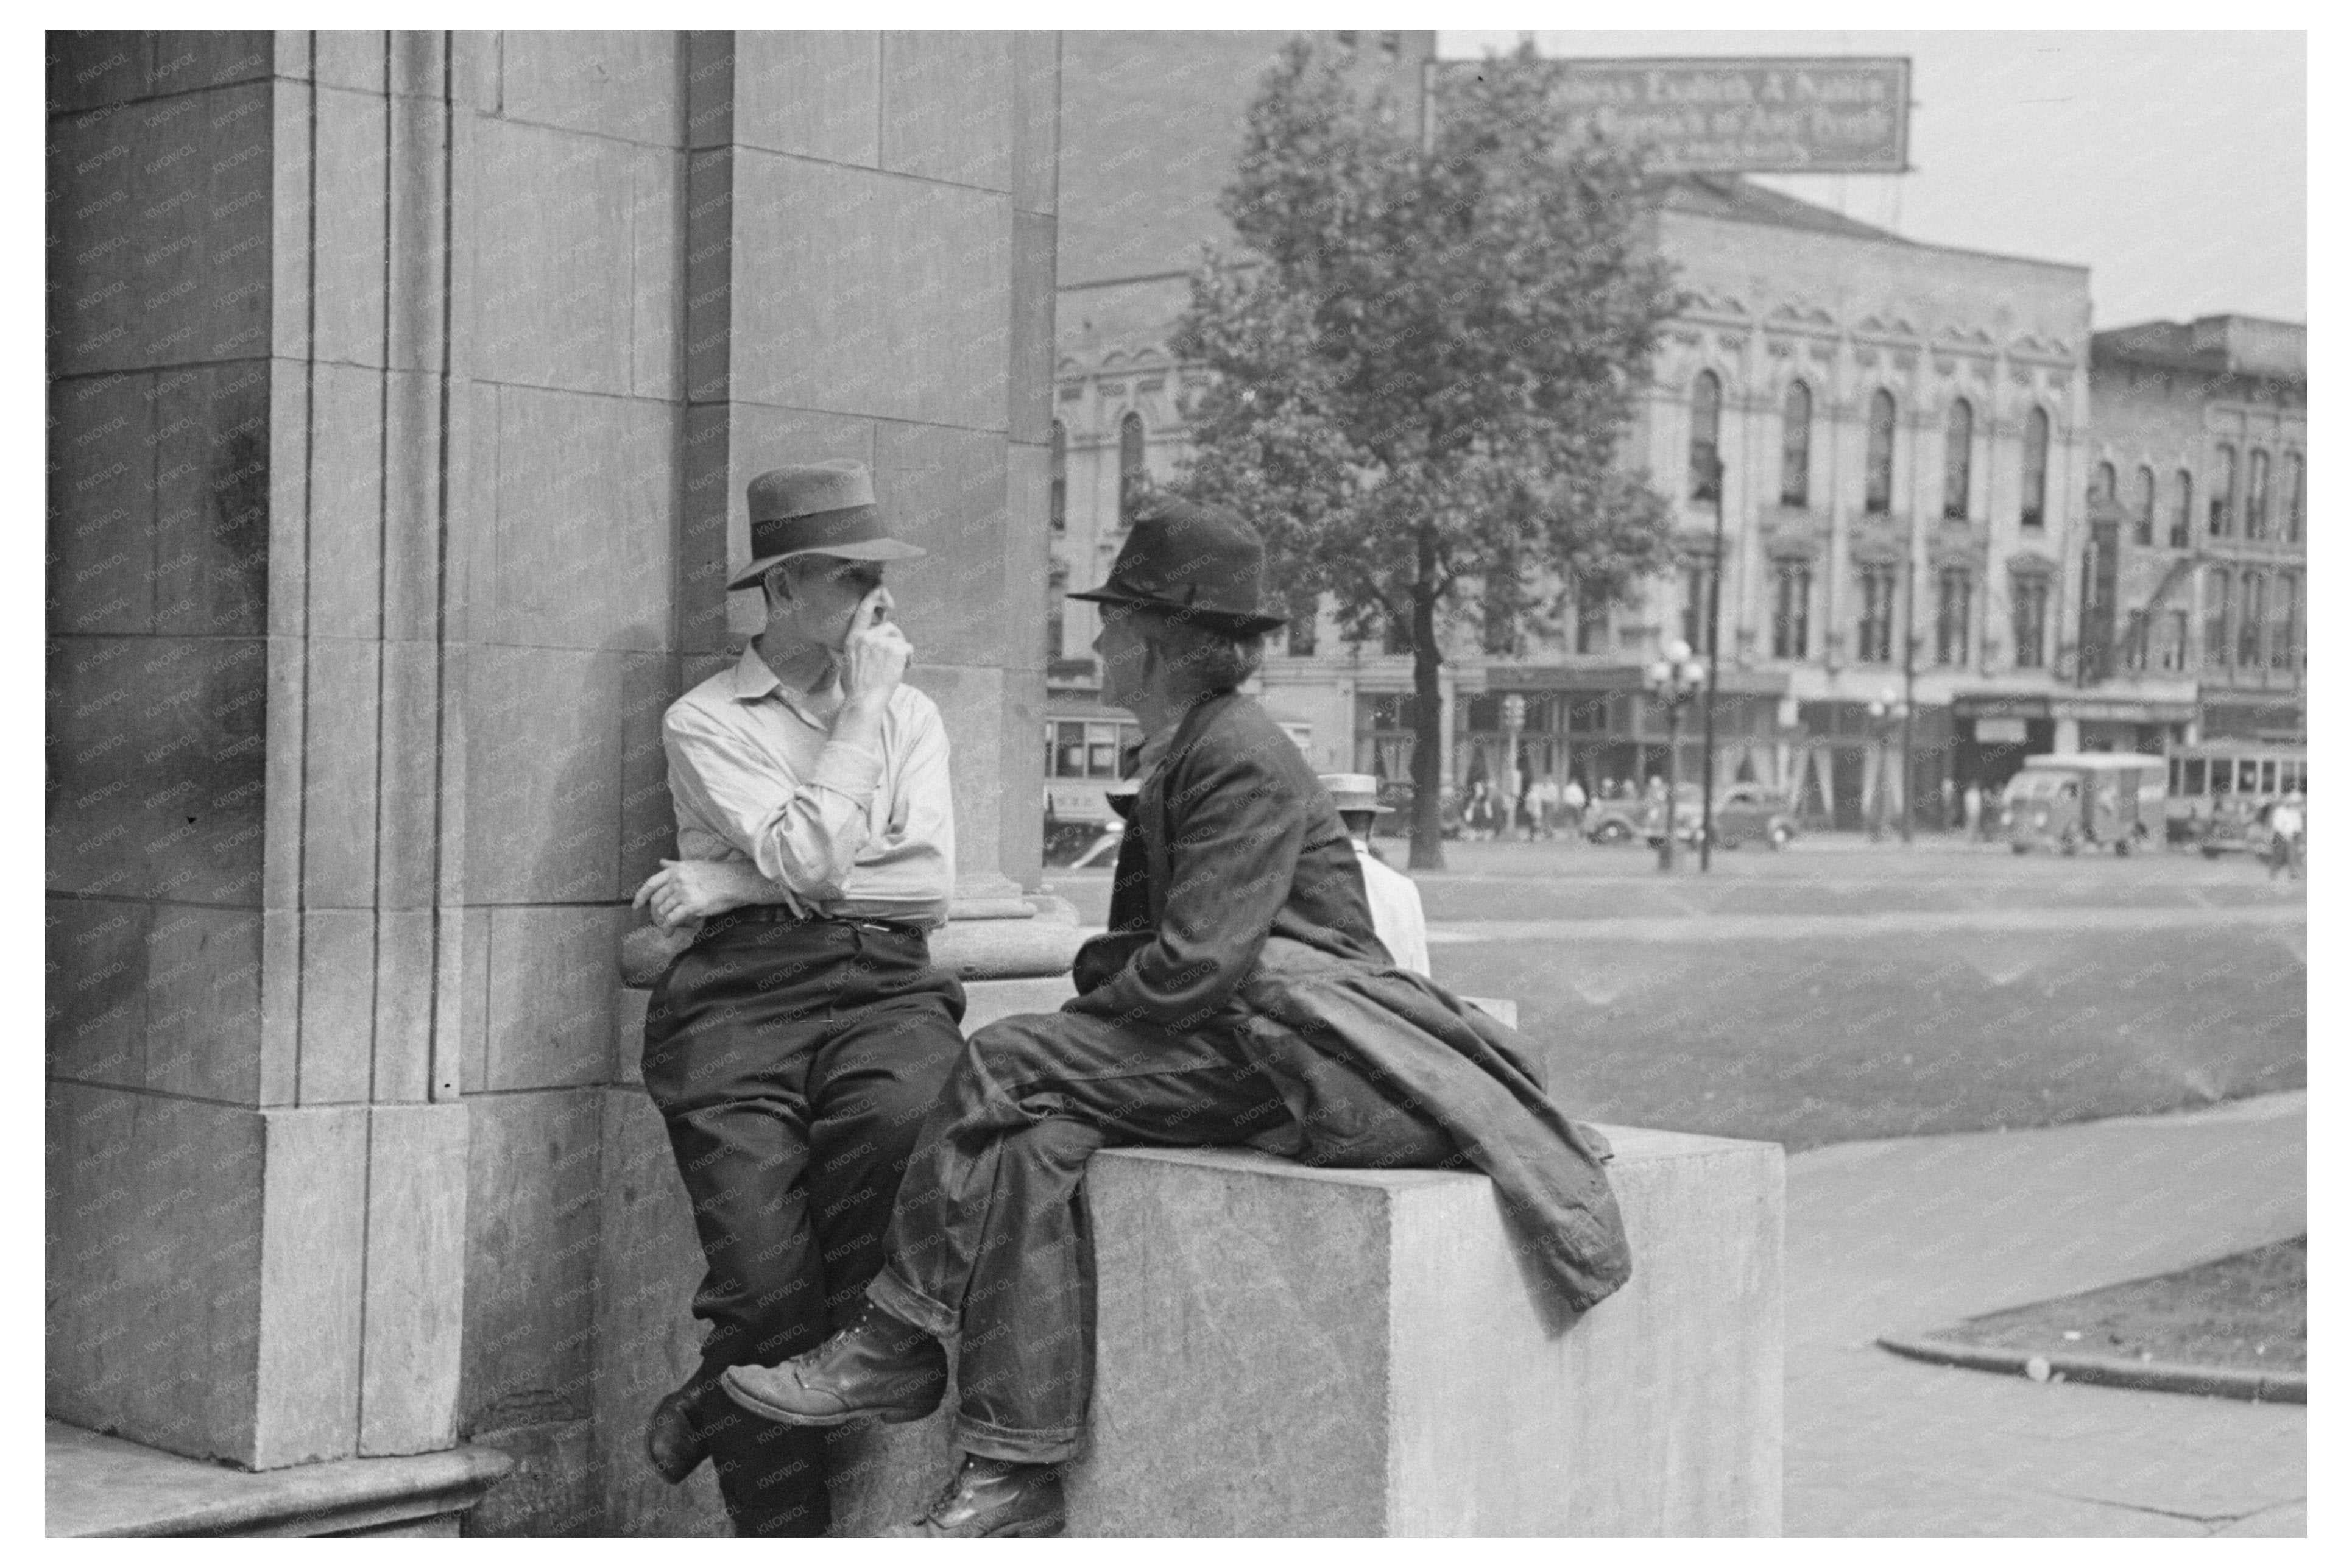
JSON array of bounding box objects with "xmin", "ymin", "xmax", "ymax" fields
[{"xmin": 1170, "ymin": 39, "xmax": 1682, "ymax": 869}]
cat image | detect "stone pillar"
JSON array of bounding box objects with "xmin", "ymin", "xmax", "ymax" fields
[
  {"xmin": 48, "ymin": 29, "xmax": 470, "ymax": 1471},
  {"xmin": 49, "ymin": 27, "xmax": 1066, "ymax": 1534}
]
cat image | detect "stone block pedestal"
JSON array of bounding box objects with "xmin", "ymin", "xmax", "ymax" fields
[{"xmin": 832, "ymin": 1126, "xmax": 1784, "ymax": 1536}]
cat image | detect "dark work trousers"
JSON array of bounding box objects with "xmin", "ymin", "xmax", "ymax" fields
[
  {"xmin": 865, "ymin": 1005, "xmax": 1456, "ymax": 1465},
  {"xmin": 641, "ymin": 915, "xmax": 966, "ymax": 1538}
]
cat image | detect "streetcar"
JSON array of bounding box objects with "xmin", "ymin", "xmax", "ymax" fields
[{"xmin": 2162, "ymin": 740, "xmax": 2307, "ymax": 846}]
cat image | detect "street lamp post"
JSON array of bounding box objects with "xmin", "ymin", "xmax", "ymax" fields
[
  {"xmin": 1699, "ymin": 454, "xmax": 1726, "ymax": 872},
  {"xmin": 1868, "ymin": 687, "xmax": 1909, "ymax": 844},
  {"xmin": 1501, "ymin": 693, "xmax": 1527, "ymax": 841},
  {"xmin": 1899, "ymin": 552, "xmax": 1918, "ymax": 845},
  {"xmin": 1646, "ymin": 639, "xmax": 1708, "ymax": 872}
]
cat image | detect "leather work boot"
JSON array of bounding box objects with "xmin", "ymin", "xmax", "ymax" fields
[
  {"xmin": 885, "ymin": 1456, "xmax": 1067, "ymax": 1538},
  {"xmin": 720, "ymin": 1300, "xmax": 947, "ymax": 1427},
  {"xmin": 643, "ymin": 1386, "xmax": 708, "ymax": 1485}
]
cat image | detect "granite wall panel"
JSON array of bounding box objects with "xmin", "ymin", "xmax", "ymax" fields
[
  {"xmin": 46, "ymin": 32, "xmax": 157, "ymax": 114},
  {"xmin": 299, "ymin": 635, "xmax": 383, "ymax": 908},
  {"xmin": 48, "ymin": 370, "xmax": 158, "ymax": 637},
  {"xmin": 873, "ymin": 421, "xmax": 1012, "ymax": 668},
  {"xmin": 1009, "ymin": 32, "xmax": 1060, "ymax": 218},
  {"xmin": 468, "ymin": 119, "xmax": 667, "ymax": 399},
  {"xmin": 154, "ymin": 359, "xmax": 272, "ymax": 639},
  {"xmin": 733, "ymin": 30, "xmax": 881, "ymax": 166},
  {"xmin": 461, "ymin": 643, "xmax": 623, "ymax": 905},
  {"xmin": 461, "ymin": 1089, "xmax": 603, "ymax": 1433},
  {"xmin": 486, "ymin": 385, "xmax": 675, "ymax": 652},
  {"xmin": 375, "ymin": 637, "xmax": 444, "ymax": 911},
  {"xmin": 878, "ymin": 31, "xmax": 1013, "ymax": 193},
  {"xmin": 730, "ymin": 154, "xmax": 1009, "ymax": 430},
  {"xmin": 251, "ymin": 1103, "xmax": 371, "ymax": 1468},
  {"xmin": 143, "ymin": 903, "xmax": 266, "ymax": 1104},
  {"xmin": 359, "ymin": 1103, "xmax": 471, "ymax": 1455},
  {"xmin": 484, "ymin": 905, "xmax": 630, "ymax": 1092},
  {"xmin": 46, "ymin": 1084, "xmax": 267, "ymax": 1464},
  {"xmin": 311, "ymin": 85, "xmax": 391, "ymax": 369},
  {"xmin": 297, "ymin": 906, "xmax": 379, "ymax": 1104},
  {"xmin": 905, "ymin": 663, "xmax": 1003, "ymax": 885},
  {"xmin": 1008, "ymin": 212, "xmax": 1059, "ymax": 445},
  {"xmin": 45, "ymin": 634, "xmax": 269, "ymax": 905},
  {"xmin": 45, "ymin": 897, "xmax": 153, "ymax": 1092},
  {"xmin": 498, "ymin": 30, "xmax": 682, "ymax": 147},
  {"xmin": 370, "ymin": 906, "xmax": 437, "ymax": 1103},
  {"xmin": 313, "ymin": 30, "xmax": 389, "ymax": 96}
]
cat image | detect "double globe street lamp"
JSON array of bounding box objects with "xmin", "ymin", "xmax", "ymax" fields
[
  {"xmin": 1867, "ymin": 687, "xmax": 1910, "ymax": 844},
  {"xmin": 1645, "ymin": 638, "xmax": 1709, "ymax": 872}
]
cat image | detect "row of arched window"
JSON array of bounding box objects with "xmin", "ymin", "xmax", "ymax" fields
[
  {"xmin": 1047, "ymin": 414, "xmax": 1151, "ymax": 535},
  {"xmin": 2085, "ymin": 445, "xmax": 2303, "ymax": 549},
  {"xmin": 2197, "ymin": 565, "xmax": 2301, "ymax": 674},
  {"xmin": 1687, "ymin": 372, "xmax": 2050, "ymax": 528}
]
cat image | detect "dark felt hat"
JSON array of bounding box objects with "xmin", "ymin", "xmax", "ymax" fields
[
  {"xmin": 729, "ymin": 460, "xmax": 925, "ymax": 590},
  {"xmin": 1067, "ymin": 497, "xmax": 1287, "ymax": 637}
]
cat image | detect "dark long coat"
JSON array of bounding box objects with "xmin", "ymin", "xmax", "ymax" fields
[{"xmin": 1065, "ymin": 688, "xmax": 1633, "ymax": 1315}]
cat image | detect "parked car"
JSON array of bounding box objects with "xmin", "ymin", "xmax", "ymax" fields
[
  {"xmin": 1707, "ymin": 782, "xmax": 1800, "ymax": 849},
  {"xmin": 1630, "ymin": 783, "xmax": 1799, "ymax": 850},
  {"xmin": 1583, "ymin": 793, "xmax": 1653, "ymax": 844},
  {"xmin": 2198, "ymin": 796, "xmax": 2277, "ymax": 860}
]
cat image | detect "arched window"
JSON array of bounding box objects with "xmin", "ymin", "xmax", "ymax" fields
[
  {"xmin": 2245, "ymin": 449, "xmax": 2270, "ymax": 540},
  {"xmin": 1048, "ymin": 420, "xmax": 1067, "ymax": 533},
  {"xmin": 2203, "ymin": 567, "xmax": 2231, "ymax": 666},
  {"xmin": 1688, "ymin": 372, "xmax": 1722, "ymax": 502},
  {"xmin": 1045, "ymin": 563, "xmax": 1067, "ymax": 660},
  {"xmin": 1118, "ymin": 412, "xmax": 1146, "ymax": 527},
  {"xmin": 2208, "ymin": 443, "xmax": 2236, "ymax": 536},
  {"xmin": 2274, "ymin": 571, "xmax": 2298, "ymax": 673},
  {"xmin": 1942, "ymin": 399, "xmax": 1972, "ymax": 520},
  {"xmin": 2170, "ymin": 470, "xmax": 2194, "ymax": 548},
  {"xmin": 1864, "ymin": 389, "xmax": 1896, "ymax": 514},
  {"xmin": 2019, "ymin": 407, "xmax": 2050, "ymax": 528},
  {"xmin": 1779, "ymin": 381, "xmax": 1811, "ymax": 508},
  {"xmin": 2131, "ymin": 466, "xmax": 2155, "ymax": 546},
  {"xmin": 2238, "ymin": 573, "xmax": 2265, "ymax": 667},
  {"xmin": 2284, "ymin": 452, "xmax": 2304, "ymax": 543},
  {"xmin": 2093, "ymin": 461, "xmax": 2117, "ymax": 504}
]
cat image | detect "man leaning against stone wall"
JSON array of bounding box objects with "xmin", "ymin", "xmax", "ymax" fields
[{"xmin": 625, "ymin": 461, "xmax": 966, "ymax": 1538}]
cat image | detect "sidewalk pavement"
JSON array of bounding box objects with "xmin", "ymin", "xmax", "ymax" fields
[{"xmin": 1785, "ymin": 1090, "xmax": 2306, "ymax": 1536}]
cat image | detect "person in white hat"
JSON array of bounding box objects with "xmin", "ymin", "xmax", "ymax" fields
[{"xmin": 1319, "ymin": 772, "xmax": 1430, "ymax": 976}]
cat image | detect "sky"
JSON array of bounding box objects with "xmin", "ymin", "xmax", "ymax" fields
[{"xmin": 1443, "ymin": 30, "xmax": 2306, "ymax": 330}]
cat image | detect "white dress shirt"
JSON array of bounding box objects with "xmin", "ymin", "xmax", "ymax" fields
[
  {"xmin": 1351, "ymin": 838, "xmax": 1430, "ymax": 977},
  {"xmin": 662, "ymin": 641, "xmax": 956, "ymax": 927}
]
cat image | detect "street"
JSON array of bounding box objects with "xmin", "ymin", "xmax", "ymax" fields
[{"xmin": 1040, "ymin": 833, "xmax": 2306, "ymax": 1150}]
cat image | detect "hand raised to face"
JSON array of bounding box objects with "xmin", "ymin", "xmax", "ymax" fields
[{"xmin": 841, "ymin": 584, "xmax": 913, "ymax": 707}]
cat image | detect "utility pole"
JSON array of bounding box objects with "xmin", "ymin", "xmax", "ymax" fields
[{"xmin": 1699, "ymin": 454, "xmax": 1726, "ymax": 871}]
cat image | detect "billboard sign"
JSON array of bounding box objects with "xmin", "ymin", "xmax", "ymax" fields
[{"xmin": 1550, "ymin": 57, "xmax": 1911, "ymax": 174}]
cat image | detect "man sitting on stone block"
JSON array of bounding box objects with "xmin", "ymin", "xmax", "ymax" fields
[
  {"xmin": 627, "ymin": 460, "xmax": 967, "ymax": 1538},
  {"xmin": 720, "ymin": 500, "xmax": 1633, "ymax": 1538}
]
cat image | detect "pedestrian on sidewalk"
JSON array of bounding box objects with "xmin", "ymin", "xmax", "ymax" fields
[{"xmin": 2268, "ymin": 792, "xmax": 2304, "ymax": 880}]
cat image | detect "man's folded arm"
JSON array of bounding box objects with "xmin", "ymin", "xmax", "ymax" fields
[{"xmin": 662, "ymin": 705, "xmax": 886, "ymax": 904}]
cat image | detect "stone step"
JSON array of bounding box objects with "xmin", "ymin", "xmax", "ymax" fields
[{"xmin": 45, "ymin": 1420, "xmax": 513, "ymax": 1538}]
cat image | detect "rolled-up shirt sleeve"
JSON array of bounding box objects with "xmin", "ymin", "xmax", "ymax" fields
[{"xmin": 663, "ymin": 705, "xmax": 887, "ymax": 905}]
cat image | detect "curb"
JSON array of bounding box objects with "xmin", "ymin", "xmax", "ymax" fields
[{"xmin": 1876, "ymin": 1332, "xmax": 2306, "ymax": 1405}]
